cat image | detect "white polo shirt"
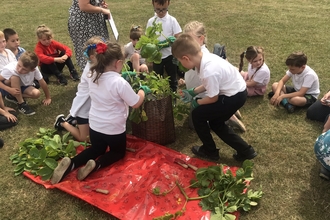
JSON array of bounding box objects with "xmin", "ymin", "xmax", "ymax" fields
[
  {"xmin": 286, "ymin": 65, "xmax": 320, "ymax": 98},
  {"xmin": 69, "ymin": 62, "xmax": 91, "ymax": 118},
  {"xmin": 88, "ymin": 71, "xmax": 140, "ymax": 135},
  {"xmin": 1, "ymin": 61, "xmax": 43, "ymax": 86},
  {"xmin": 0, "ymin": 49, "xmax": 16, "ymax": 73},
  {"xmin": 198, "ymin": 52, "xmax": 246, "ymax": 97},
  {"xmin": 124, "ymin": 42, "xmax": 146, "ymax": 64},
  {"xmin": 247, "ymin": 62, "xmax": 270, "ymax": 87},
  {"xmin": 146, "ymin": 13, "xmax": 182, "ymax": 59}
]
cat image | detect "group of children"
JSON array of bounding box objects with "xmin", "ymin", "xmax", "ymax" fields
[{"xmin": 0, "ymin": 0, "xmax": 325, "ymax": 183}]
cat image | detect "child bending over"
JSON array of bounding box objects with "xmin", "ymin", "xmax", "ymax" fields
[
  {"xmin": 35, "ymin": 25, "xmax": 80, "ymax": 85},
  {"xmin": 239, "ymin": 46, "xmax": 270, "ymax": 96},
  {"xmin": 50, "ymin": 42, "xmax": 150, "ymax": 184},
  {"xmin": 0, "ymin": 51, "xmax": 51, "ymax": 115},
  {"xmin": 172, "ymin": 34, "xmax": 257, "ymax": 162},
  {"xmin": 269, "ymin": 52, "xmax": 319, "ymax": 113},
  {"xmin": 124, "ymin": 25, "xmax": 148, "ymax": 73}
]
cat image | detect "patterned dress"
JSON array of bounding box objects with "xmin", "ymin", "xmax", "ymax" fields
[
  {"xmin": 314, "ymin": 130, "xmax": 330, "ymax": 170},
  {"xmin": 68, "ymin": 0, "xmax": 109, "ymax": 70}
]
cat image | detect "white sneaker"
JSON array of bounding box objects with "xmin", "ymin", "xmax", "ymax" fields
[
  {"xmin": 50, "ymin": 157, "xmax": 71, "ymax": 184},
  {"xmin": 77, "ymin": 160, "xmax": 96, "ymax": 181}
]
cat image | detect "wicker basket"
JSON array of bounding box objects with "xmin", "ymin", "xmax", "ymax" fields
[{"xmin": 131, "ymin": 95, "xmax": 176, "ymax": 145}]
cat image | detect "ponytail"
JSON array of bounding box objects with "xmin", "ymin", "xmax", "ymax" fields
[{"xmin": 238, "ymin": 51, "xmax": 245, "ymax": 72}]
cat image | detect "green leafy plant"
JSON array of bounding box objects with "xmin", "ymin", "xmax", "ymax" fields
[
  {"xmin": 152, "ymin": 160, "xmax": 263, "ymax": 220},
  {"xmin": 135, "ymin": 18, "xmax": 176, "ymax": 64},
  {"xmin": 9, "ymin": 128, "xmax": 80, "ymax": 180}
]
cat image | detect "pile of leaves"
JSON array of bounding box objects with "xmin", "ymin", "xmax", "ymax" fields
[
  {"xmin": 152, "ymin": 160, "xmax": 263, "ymax": 220},
  {"xmin": 9, "ymin": 128, "xmax": 81, "ymax": 180}
]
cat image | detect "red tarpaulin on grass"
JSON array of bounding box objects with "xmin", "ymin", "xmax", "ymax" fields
[{"xmin": 24, "ymin": 134, "xmax": 240, "ymax": 220}]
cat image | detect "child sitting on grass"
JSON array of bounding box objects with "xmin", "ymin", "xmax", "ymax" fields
[
  {"xmin": 53, "ymin": 36, "xmax": 105, "ymax": 142},
  {"xmin": 3, "ymin": 28, "xmax": 26, "ymax": 60},
  {"xmin": 0, "ymin": 31, "xmax": 16, "ymax": 73},
  {"xmin": 0, "ymin": 51, "xmax": 51, "ymax": 115},
  {"xmin": 239, "ymin": 46, "xmax": 270, "ymax": 96},
  {"xmin": 124, "ymin": 25, "xmax": 148, "ymax": 73},
  {"xmin": 34, "ymin": 25, "xmax": 80, "ymax": 85},
  {"xmin": 269, "ymin": 52, "xmax": 319, "ymax": 113},
  {"xmin": 0, "ymin": 94, "xmax": 17, "ymax": 130}
]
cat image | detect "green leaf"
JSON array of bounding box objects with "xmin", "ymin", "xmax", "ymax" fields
[
  {"xmin": 37, "ymin": 166, "xmax": 53, "ymax": 177},
  {"xmin": 44, "ymin": 158, "xmax": 58, "ymax": 170},
  {"xmin": 10, "ymin": 153, "xmax": 19, "ymax": 161},
  {"xmin": 225, "ymin": 205, "xmax": 238, "ymax": 213},
  {"xmin": 250, "ymin": 201, "xmax": 258, "ymax": 206},
  {"xmin": 224, "ymin": 213, "xmax": 236, "ymax": 220},
  {"xmin": 29, "ymin": 147, "xmax": 40, "ymax": 158},
  {"xmin": 62, "ymin": 132, "xmax": 71, "ymax": 144},
  {"xmin": 53, "ymin": 134, "xmax": 62, "ymax": 144},
  {"xmin": 39, "ymin": 148, "xmax": 47, "ymax": 160},
  {"xmin": 39, "ymin": 127, "xmax": 46, "ymax": 134}
]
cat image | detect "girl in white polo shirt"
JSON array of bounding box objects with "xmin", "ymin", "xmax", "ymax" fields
[{"xmin": 50, "ymin": 42, "xmax": 150, "ymax": 184}]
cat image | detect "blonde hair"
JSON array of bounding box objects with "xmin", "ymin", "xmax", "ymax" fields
[
  {"xmin": 83, "ymin": 36, "xmax": 105, "ymax": 58},
  {"xmin": 129, "ymin": 25, "xmax": 143, "ymax": 40},
  {"xmin": 171, "ymin": 34, "xmax": 200, "ymax": 59},
  {"xmin": 90, "ymin": 42, "xmax": 124, "ymax": 83},
  {"xmin": 36, "ymin": 25, "xmax": 53, "ymax": 39},
  {"xmin": 0, "ymin": 31, "xmax": 4, "ymax": 39},
  {"xmin": 183, "ymin": 21, "xmax": 207, "ymax": 44},
  {"xmin": 19, "ymin": 51, "xmax": 39, "ymax": 69}
]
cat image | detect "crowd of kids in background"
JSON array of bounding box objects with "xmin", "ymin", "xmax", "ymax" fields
[{"xmin": 0, "ymin": 0, "xmax": 328, "ymax": 183}]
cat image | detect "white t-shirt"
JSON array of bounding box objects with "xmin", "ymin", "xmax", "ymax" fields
[
  {"xmin": 124, "ymin": 42, "xmax": 145, "ymax": 64},
  {"xmin": 286, "ymin": 65, "xmax": 320, "ymax": 98},
  {"xmin": 88, "ymin": 71, "xmax": 140, "ymax": 135},
  {"xmin": 247, "ymin": 62, "xmax": 270, "ymax": 87},
  {"xmin": 0, "ymin": 49, "xmax": 16, "ymax": 73},
  {"xmin": 184, "ymin": 45, "xmax": 209, "ymax": 98},
  {"xmin": 146, "ymin": 13, "xmax": 182, "ymax": 59},
  {"xmin": 198, "ymin": 52, "xmax": 246, "ymax": 97},
  {"xmin": 1, "ymin": 61, "xmax": 43, "ymax": 86},
  {"xmin": 69, "ymin": 62, "xmax": 91, "ymax": 118}
]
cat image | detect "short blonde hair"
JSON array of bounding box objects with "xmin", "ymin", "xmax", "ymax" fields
[
  {"xmin": 171, "ymin": 33, "xmax": 200, "ymax": 59},
  {"xmin": 36, "ymin": 25, "xmax": 53, "ymax": 39},
  {"xmin": 19, "ymin": 51, "xmax": 39, "ymax": 69},
  {"xmin": 0, "ymin": 31, "xmax": 4, "ymax": 39},
  {"xmin": 183, "ymin": 21, "xmax": 207, "ymax": 44}
]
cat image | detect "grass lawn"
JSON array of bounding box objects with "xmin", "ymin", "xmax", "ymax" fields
[{"xmin": 1, "ymin": 0, "xmax": 330, "ymax": 219}]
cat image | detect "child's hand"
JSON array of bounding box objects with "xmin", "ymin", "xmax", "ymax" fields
[
  {"xmin": 9, "ymin": 88, "xmax": 21, "ymax": 96},
  {"xmin": 54, "ymin": 57, "xmax": 65, "ymax": 63},
  {"xmin": 3, "ymin": 112, "xmax": 17, "ymax": 123},
  {"xmin": 101, "ymin": 8, "xmax": 111, "ymax": 19},
  {"xmin": 61, "ymin": 55, "xmax": 68, "ymax": 61},
  {"xmin": 4, "ymin": 106, "xmax": 15, "ymax": 112},
  {"xmin": 270, "ymin": 95, "xmax": 282, "ymax": 106},
  {"xmin": 178, "ymin": 78, "xmax": 185, "ymax": 87},
  {"xmin": 42, "ymin": 98, "xmax": 52, "ymax": 106}
]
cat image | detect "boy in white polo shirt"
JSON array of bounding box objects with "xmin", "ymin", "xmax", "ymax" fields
[
  {"xmin": 269, "ymin": 52, "xmax": 319, "ymax": 113},
  {"xmin": 172, "ymin": 34, "xmax": 257, "ymax": 162},
  {"xmin": 146, "ymin": 0, "xmax": 182, "ymax": 92},
  {"xmin": 0, "ymin": 51, "xmax": 51, "ymax": 115}
]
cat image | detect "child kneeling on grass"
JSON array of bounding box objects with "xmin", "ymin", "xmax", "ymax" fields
[
  {"xmin": 172, "ymin": 34, "xmax": 257, "ymax": 162},
  {"xmin": 269, "ymin": 52, "xmax": 319, "ymax": 113},
  {"xmin": 50, "ymin": 42, "xmax": 150, "ymax": 184},
  {"xmin": 53, "ymin": 36, "xmax": 105, "ymax": 142},
  {"xmin": 0, "ymin": 51, "xmax": 51, "ymax": 115}
]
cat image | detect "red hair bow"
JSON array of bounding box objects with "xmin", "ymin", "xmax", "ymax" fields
[{"xmin": 96, "ymin": 43, "xmax": 107, "ymax": 54}]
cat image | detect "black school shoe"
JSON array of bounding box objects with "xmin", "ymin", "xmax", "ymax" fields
[
  {"xmin": 319, "ymin": 166, "xmax": 330, "ymax": 180},
  {"xmin": 233, "ymin": 146, "xmax": 257, "ymax": 161},
  {"xmin": 191, "ymin": 145, "xmax": 220, "ymax": 161}
]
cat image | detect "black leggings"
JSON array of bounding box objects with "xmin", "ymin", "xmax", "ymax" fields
[
  {"xmin": 307, "ymin": 100, "xmax": 330, "ymax": 123},
  {"xmin": 39, "ymin": 51, "xmax": 75, "ymax": 81},
  {"xmin": 71, "ymin": 128, "xmax": 126, "ymax": 169},
  {"xmin": 0, "ymin": 110, "xmax": 18, "ymax": 131}
]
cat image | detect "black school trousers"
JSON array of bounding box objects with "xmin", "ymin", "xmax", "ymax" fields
[
  {"xmin": 192, "ymin": 90, "xmax": 250, "ymax": 154},
  {"xmin": 71, "ymin": 128, "xmax": 126, "ymax": 169}
]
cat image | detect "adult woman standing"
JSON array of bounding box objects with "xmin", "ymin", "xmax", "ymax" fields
[{"xmin": 68, "ymin": 0, "xmax": 110, "ymax": 70}]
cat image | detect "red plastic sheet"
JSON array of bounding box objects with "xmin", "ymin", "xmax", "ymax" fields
[{"xmin": 24, "ymin": 134, "xmax": 240, "ymax": 220}]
